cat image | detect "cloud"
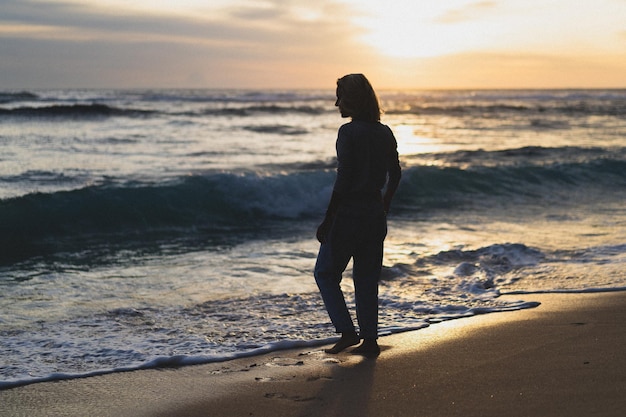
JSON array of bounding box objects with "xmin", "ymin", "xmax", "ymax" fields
[
  {"xmin": 0, "ymin": 0, "xmax": 375, "ymax": 88},
  {"xmin": 1, "ymin": 0, "xmax": 363, "ymax": 51},
  {"xmin": 1, "ymin": 0, "xmax": 274, "ymax": 45},
  {"xmin": 436, "ymin": 1, "xmax": 498, "ymax": 24}
]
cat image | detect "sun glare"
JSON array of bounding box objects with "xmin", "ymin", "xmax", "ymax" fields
[{"xmin": 343, "ymin": 0, "xmax": 501, "ymax": 58}]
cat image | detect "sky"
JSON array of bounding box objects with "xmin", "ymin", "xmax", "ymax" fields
[{"xmin": 1, "ymin": 0, "xmax": 625, "ymax": 89}]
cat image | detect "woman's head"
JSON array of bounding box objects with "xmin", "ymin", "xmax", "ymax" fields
[{"xmin": 335, "ymin": 74, "xmax": 381, "ymax": 122}]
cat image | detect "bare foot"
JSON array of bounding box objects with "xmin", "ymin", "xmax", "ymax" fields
[
  {"xmin": 325, "ymin": 332, "xmax": 360, "ymax": 354},
  {"xmin": 350, "ymin": 339, "xmax": 380, "ymax": 358}
]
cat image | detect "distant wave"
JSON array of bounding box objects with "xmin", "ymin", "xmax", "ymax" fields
[
  {"xmin": 0, "ymin": 103, "xmax": 154, "ymax": 118},
  {"xmin": 6, "ymin": 101, "xmax": 622, "ymax": 119},
  {"xmin": 3, "ymin": 88, "xmax": 623, "ymax": 119},
  {"xmin": 134, "ymin": 90, "xmax": 333, "ymax": 103},
  {"xmin": 406, "ymin": 146, "xmax": 626, "ymax": 169},
  {"xmin": 382, "ymin": 89, "xmax": 626, "ymax": 102},
  {"xmin": 183, "ymin": 105, "xmax": 329, "ymax": 117},
  {"xmin": 385, "ymin": 102, "xmax": 626, "ymax": 118},
  {"xmin": 243, "ymin": 124, "xmax": 309, "ymax": 135},
  {"xmin": 200, "ymin": 104, "xmax": 329, "ymax": 117},
  {"xmin": 0, "ymin": 170, "xmax": 84, "ymax": 185},
  {"xmin": 0, "ymin": 91, "xmax": 39, "ymax": 104},
  {"xmin": 0, "ymin": 103, "xmax": 329, "ymax": 119}
]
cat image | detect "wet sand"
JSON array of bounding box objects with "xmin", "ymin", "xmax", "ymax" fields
[{"xmin": 1, "ymin": 292, "xmax": 625, "ymax": 417}]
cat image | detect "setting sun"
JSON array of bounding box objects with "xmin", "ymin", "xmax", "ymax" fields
[{"xmin": 346, "ymin": 0, "xmax": 497, "ymax": 58}]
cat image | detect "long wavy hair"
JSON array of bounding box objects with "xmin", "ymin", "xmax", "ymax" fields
[{"xmin": 336, "ymin": 74, "xmax": 381, "ymax": 122}]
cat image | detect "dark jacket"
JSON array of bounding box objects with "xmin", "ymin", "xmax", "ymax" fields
[{"xmin": 333, "ymin": 120, "xmax": 401, "ymax": 202}]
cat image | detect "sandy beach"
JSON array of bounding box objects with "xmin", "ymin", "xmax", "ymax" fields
[{"xmin": 1, "ymin": 291, "xmax": 625, "ymax": 417}]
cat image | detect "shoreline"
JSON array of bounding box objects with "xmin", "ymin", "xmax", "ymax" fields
[{"xmin": 2, "ymin": 291, "xmax": 625, "ymax": 417}]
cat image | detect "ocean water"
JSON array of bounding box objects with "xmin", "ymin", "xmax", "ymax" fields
[{"xmin": 1, "ymin": 88, "xmax": 625, "ymax": 388}]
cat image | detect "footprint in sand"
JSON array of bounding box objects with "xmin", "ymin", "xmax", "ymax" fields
[{"xmin": 264, "ymin": 392, "xmax": 317, "ymax": 402}]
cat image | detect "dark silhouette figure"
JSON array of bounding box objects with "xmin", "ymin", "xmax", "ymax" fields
[{"xmin": 314, "ymin": 74, "xmax": 401, "ymax": 357}]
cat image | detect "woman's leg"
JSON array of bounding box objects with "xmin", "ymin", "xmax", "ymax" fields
[
  {"xmin": 315, "ymin": 240, "xmax": 361, "ymax": 353},
  {"xmin": 351, "ymin": 211, "xmax": 386, "ymax": 355},
  {"xmin": 351, "ymin": 244, "xmax": 383, "ymax": 357},
  {"xmin": 314, "ymin": 234, "xmax": 354, "ymax": 336},
  {"xmin": 352, "ymin": 240, "xmax": 383, "ymax": 340}
]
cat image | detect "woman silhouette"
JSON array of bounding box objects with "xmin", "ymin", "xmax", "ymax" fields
[{"xmin": 315, "ymin": 74, "xmax": 401, "ymax": 357}]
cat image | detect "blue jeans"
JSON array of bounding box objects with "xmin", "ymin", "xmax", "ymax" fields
[{"xmin": 314, "ymin": 201, "xmax": 387, "ymax": 339}]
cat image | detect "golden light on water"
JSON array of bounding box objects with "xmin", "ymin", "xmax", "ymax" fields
[{"xmin": 392, "ymin": 124, "xmax": 441, "ymax": 156}]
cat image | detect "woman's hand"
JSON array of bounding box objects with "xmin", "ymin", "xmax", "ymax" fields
[{"xmin": 316, "ymin": 217, "xmax": 332, "ymax": 244}]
